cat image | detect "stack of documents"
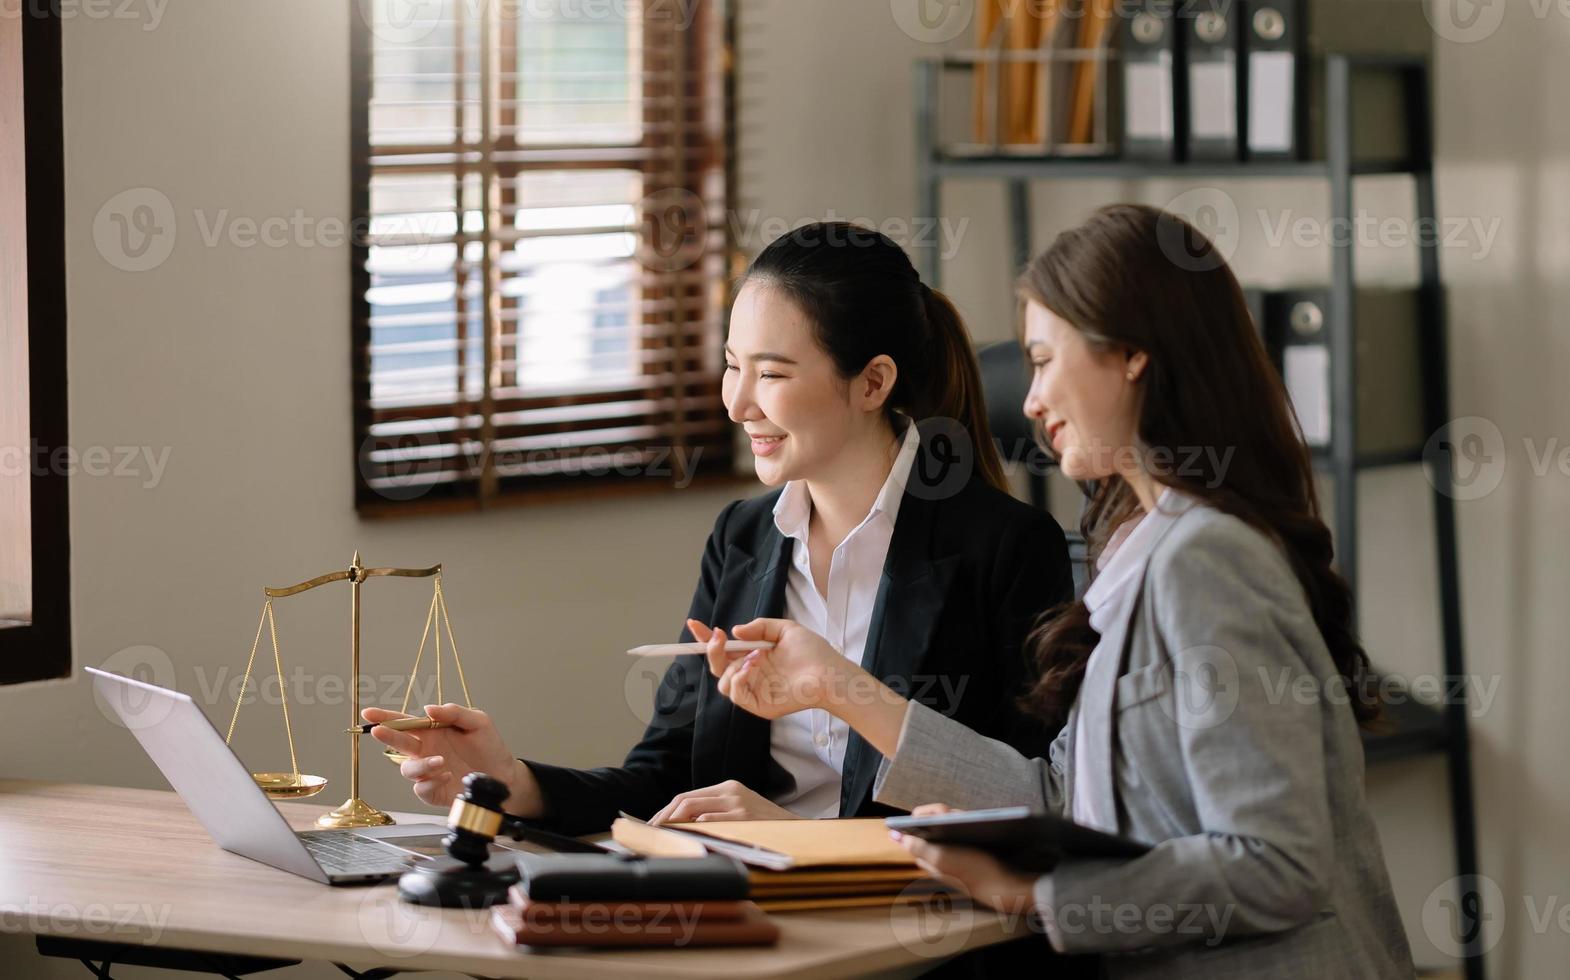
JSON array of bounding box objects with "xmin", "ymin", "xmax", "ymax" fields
[{"xmin": 611, "ymin": 816, "xmax": 950, "ymax": 912}]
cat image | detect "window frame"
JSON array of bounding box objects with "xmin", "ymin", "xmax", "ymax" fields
[
  {"xmin": 348, "ymin": 0, "xmax": 739, "ymax": 517},
  {"xmin": 0, "ymin": 5, "xmax": 71, "ymax": 685}
]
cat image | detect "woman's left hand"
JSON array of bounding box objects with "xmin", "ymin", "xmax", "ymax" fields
[
  {"xmin": 650, "ymin": 779, "xmax": 800, "ymax": 824},
  {"xmin": 893, "ymin": 804, "xmax": 1040, "ymax": 915}
]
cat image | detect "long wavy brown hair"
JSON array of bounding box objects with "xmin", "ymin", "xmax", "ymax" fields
[{"xmin": 1018, "ymin": 203, "xmax": 1377, "ymax": 730}]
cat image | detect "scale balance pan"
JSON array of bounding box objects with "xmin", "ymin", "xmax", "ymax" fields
[
  {"xmin": 383, "ymin": 747, "xmax": 410, "ymax": 766},
  {"xmin": 252, "ymin": 772, "xmax": 329, "ymax": 799}
]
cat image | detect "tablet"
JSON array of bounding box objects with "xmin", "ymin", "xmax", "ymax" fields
[{"xmin": 885, "ymin": 806, "xmax": 1149, "ymax": 872}]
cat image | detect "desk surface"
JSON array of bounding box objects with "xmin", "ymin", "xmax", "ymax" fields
[{"xmin": 0, "ymin": 781, "xmax": 1028, "ymax": 979}]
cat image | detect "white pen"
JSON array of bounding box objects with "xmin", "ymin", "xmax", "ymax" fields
[{"xmin": 626, "ymin": 640, "xmax": 777, "ymax": 657}]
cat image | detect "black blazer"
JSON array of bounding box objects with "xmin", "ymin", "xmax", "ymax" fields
[{"xmin": 525, "ymin": 441, "xmax": 1073, "ymax": 835}]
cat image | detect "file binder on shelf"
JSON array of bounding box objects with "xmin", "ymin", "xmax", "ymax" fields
[
  {"xmin": 1183, "ymin": 0, "xmax": 1243, "ymax": 161},
  {"xmin": 1121, "ymin": 0, "xmax": 1185, "ymax": 161},
  {"xmin": 1244, "ymin": 0, "xmax": 1305, "ymax": 159},
  {"xmin": 1253, "ymin": 285, "xmax": 1426, "ymax": 457}
]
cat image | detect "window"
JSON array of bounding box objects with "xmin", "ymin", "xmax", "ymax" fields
[
  {"xmin": 351, "ymin": 0, "xmax": 735, "ymax": 511},
  {"xmin": 0, "ymin": 6, "xmax": 71, "ymax": 684}
]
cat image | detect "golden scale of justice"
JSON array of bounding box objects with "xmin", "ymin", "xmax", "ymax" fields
[{"xmin": 222, "ymin": 552, "xmax": 476, "ymax": 829}]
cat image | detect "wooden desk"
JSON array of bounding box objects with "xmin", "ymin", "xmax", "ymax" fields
[{"xmin": 0, "ymin": 781, "xmax": 1031, "ymax": 978}]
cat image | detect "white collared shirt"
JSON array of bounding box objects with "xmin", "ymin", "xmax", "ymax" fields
[
  {"xmin": 766, "ymin": 421, "xmax": 922, "ymax": 819},
  {"xmin": 1073, "ymin": 487, "xmax": 1187, "ymax": 829}
]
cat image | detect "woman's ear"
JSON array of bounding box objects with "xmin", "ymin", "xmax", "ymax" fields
[
  {"xmin": 1125, "ymin": 349, "xmax": 1149, "ymax": 383},
  {"xmin": 857, "ymin": 355, "xmax": 899, "ymax": 413}
]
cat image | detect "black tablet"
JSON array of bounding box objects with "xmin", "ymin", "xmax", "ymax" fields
[{"xmin": 885, "ymin": 806, "xmax": 1149, "ymax": 872}]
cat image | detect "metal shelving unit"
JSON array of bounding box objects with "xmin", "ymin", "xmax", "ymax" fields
[{"xmin": 926, "ymin": 53, "xmax": 1484, "ymax": 979}]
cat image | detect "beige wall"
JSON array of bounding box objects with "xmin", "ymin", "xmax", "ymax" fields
[{"xmin": 3, "ymin": 1, "xmax": 1567, "ymax": 976}]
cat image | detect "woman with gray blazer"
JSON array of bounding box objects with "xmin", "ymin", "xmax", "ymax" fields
[{"xmin": 693, "ymin": 204, "xmax": 1417, "ymax": 978}]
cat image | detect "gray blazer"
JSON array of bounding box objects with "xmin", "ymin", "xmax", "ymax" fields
[{"xmin": 874, "ymin": 501, "xmax": 1415, "ymax": 979}]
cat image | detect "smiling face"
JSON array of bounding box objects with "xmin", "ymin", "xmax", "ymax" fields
[
  {"xmin": 722, "ymin": 281, "xmax": 894, "ymax": 486},
  {"xmin": 1021, "ymin": 299, "xmax": 1147, "ymax": 482}
]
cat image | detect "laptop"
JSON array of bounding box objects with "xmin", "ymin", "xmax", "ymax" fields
[{"xmin": 87, "ymin": 666, "xmax": 450, "ymax": 884}]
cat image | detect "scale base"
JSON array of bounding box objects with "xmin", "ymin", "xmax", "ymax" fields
[{"xmin": 316, "ymin": 796, "xmax": 395, "ymax": 829}]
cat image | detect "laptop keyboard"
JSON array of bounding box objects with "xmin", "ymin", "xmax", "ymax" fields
[{"xmin": 297, "ymin": 831, "xmax": 414, "ymax": 876}]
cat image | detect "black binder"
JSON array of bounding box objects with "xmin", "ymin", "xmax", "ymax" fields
[
  {"xmin": 514, "ymin": 853, "xmax": 751, "ymax": 902},
  {"xmin": 1258, "ymin": 288, "xmax": 1331, "ymax": 448},
  {"xmin": 1183, "ymin": 0, "xmax": 1243, "ymax": 161},
  {"xmin": 1243, "ymin": 0, "xmax": 1305, "ymax": 159},
  {"xmin": 1120, "ymin": 0, "xmax": 1185, "ymax": 161}
]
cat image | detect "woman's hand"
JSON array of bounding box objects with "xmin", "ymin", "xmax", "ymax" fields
[
  {"xmin": 690, "ymin": 617, "xmax": 846, "ymax": 720},
  {"xmin": 649, "ymin": 779, "xmax": 800, "ymax": 824},
  {"xmin": 893, "ymin": 804, "xmax": 1040, "ymax": 915},
  {"xmin": 362, "ymin": 702, "xmax": 544, "ymax": 818}
]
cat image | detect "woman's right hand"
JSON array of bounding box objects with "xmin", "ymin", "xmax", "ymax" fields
[
  {"xmin": 362, "ymin": 702, "xmax": 544, "ymax": 817},
  {"xmin": 693, "ymin": 617, "xmax": 846, "ymax": 719}
]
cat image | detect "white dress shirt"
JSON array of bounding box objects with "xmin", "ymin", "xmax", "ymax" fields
[
  {"xmin": 1073, "ymin": 486, "xmax": 1188, "ymax": 829},
  {"xmin": 766, "ymin": 421, "xmax": 922, "ymax": 819}
]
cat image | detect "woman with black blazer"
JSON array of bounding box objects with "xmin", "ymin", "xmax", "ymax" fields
[{"xmin": 365, "ymin": 222, "xmax": 1073, "ymax": 835}]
